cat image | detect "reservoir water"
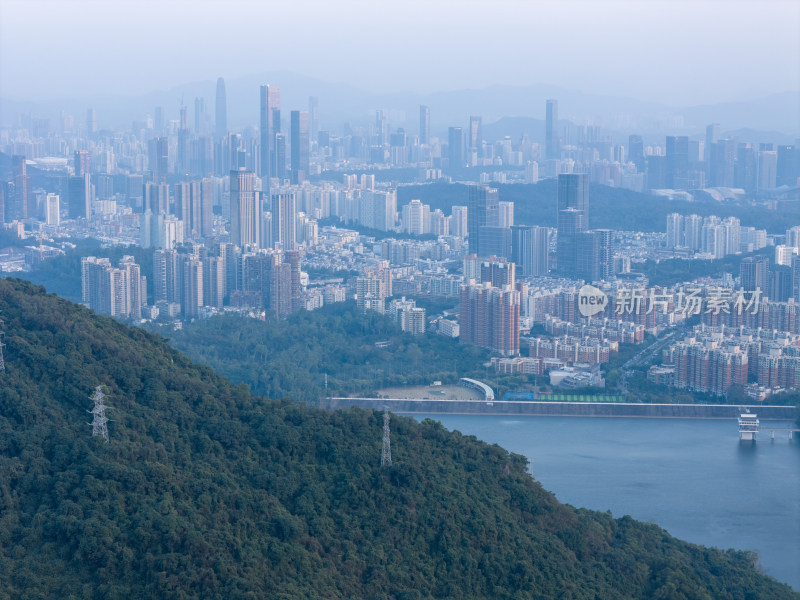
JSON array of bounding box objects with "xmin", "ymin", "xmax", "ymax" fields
[{"xmin": 411, "ymin": 415, "xmax": 800, "ymax": 590}]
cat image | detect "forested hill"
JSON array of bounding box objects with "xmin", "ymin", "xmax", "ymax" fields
[{"xmin": 0, "ymin": 278, "xmax": 796, "ymax": 599}]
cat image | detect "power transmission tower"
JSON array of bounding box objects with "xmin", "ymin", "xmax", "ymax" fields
[
  {"xmin": 381, "ymin": 408, "xmax": 392, "ymax": 467},
  {"xmin": 0, "ymin": 318, "xmax": 5, "ymax": 374},
  {"xmin": 88, "ymin": 385, "xmax": 110, "ymax": 442}
]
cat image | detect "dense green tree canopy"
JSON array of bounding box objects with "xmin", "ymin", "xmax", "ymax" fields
[{"xmin": 0, "ymin": 278, "xmax": 796, "ymax": 599}]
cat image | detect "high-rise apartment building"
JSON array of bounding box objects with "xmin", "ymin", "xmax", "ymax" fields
[
  {"xmin": 460, "ymin": 282, "xmax": 521, "ymax": 356},
  {"xmin": 230, "ymin": 169, "xmax": 258, "ymax": 248},
  {"xmin": 271, "ymin": 191, "xmax": 297, "ymax": 250}
]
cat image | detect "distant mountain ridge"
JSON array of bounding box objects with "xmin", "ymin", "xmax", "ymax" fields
[{"xmin": 1, "ymin": 69, "xmax": 796, "ymax": 139}]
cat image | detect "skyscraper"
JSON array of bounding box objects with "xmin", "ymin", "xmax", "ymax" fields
[
  {"xmin": 68, "ymin": 173, "xmax": 91, "ymax": 220},
  {"xmin": 448, "ymin": 127, "xmax": 464, "ymax": 169},
  {"xmin": 11, "ymin": 155, "xmax": 28, "ymax": 220},
  {"xmin": 468, "ymin": 116, "xmax": 482, "ymax": 158},
  {"xmin": 546, "ymin": 99, "xmax": 559, "ymax": 160},
  {"xmin": 419, "ymin": 105, "xmax": 430, "ymax": 145},
  {"xmin": 260, "ymin": 85, "xmax": 280, "ymax": 180},
  {"xmin": 215, "ymin": 77, "xmax": 227, "ymax": 139},
  {"xmin": 628, "ymin": 135, "xmax": 644, "ymax": 172},
  {"xmin": 467, "ymin": 184, "xmax": 499, "ymax": 256},
  {"xmin": 230, "ymin": 169, "xmax": 258, "ymax": 248},
  {"xmin": 86, "ymin": 108, "xmax": 97, "ymax": 135},
  {"xmin": 74, "ymin": 150, "xmax": 90, "ymax": 176},
  {"xmin": 290, "ymin": 110, "xmax": 310, "ymax": 184},
  {"xmin": 666, "ymin": 136, "xmax": 689, "ymax": 190},
  {"xmin": 511, "ymin": 225, "xmax": 549, "ymax": 276},
  {"xmin": 556, "ymin": 173, "xmax": 589, "ymax": 277}
]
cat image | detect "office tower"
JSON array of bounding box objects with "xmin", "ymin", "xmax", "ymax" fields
[
  {"xmin": 460, "ymin": 282, "xmax": 520, "ymax": 356},
  {"xmin": 74, "ymin": 150, "xmax": 90, "ymax": 176},
  {"xmin": 758, "ymin": 151, "xmax": 778, "ymax": 190},
  {"xmin": 215, "ymin": 78, "xmax": 227, "ymax": 138},
  {"xmin": 193, "ymin": 96, "xmax": 206, "ymax": 134},
  {"xmin": 705, "ymin": 122, "xmax": 720, "ymax": 178},
  {"xmin": 646, "ymin": 155, "xmax": 666, "ymax": 189},
  {"xmin": 577, "ymin": 229, "xmax": 614, "ymax": 282},
  {"xmin": 0, "ymin": 184, "xmax": 5, "ymax": 224},
  {"xmin": 230, "ymin": 169, "xmax": 258, "ymax": 247},
  {"xmin": 177, "ymin": 105, "xmax": 190, "ymax": 175},
  {"xmin": 45, "ymin": 194, "xmax": 60, "ymax": 226},
  {"xmin": 710, "ymin": 139, "xmax": 736, "ymax": 187},
  {"xmin": 451, "ymin": 205, "xmax": 468, "ymax": 238},
  {"xmin": 11, "ymin": 155, "xmax": 28, "ymax": 220},
  {"xmin": 271, "ymin": 191, "xmax": 297, "ymax": 250},
  {"xmin": 735, "ymin": 143, "xmax": 757, "ymax": 192},
  {"xmin": 556, "ymin": 173, "xmax": 589, "ymax": 277},
  {"xmin": 777, "ymin": 145, "xmax": 798, "ymax": 186},
  {"xmin": 546, "ymin": 99, "xmax": 559, "ymax": 160},
  {"xmin": 86, "ymin": 108, "xmax": 97, "ymax": 134},
  {"xmin": 497, "ymin": 201, "xmax": 514, "ymax": 228},
  {"xmin": 478, "ymin": 226, "xmax": 511, "ymax": 259},
  {"xmin": 468, "ymin": 116, "xmax": 482, "ymax": 157},
  {"xmin": 290, "ymin": 110, "xmax": 310, "ymax": 184},
  {"xmin": 274, "ymin": 133, "xmax": 287, "ymax": 180},
  {"xmin": 154, "ymin": 106, "xmax": 164, "ymax": 135},
  {"xmin": 419, "ymin": 105, "xmax": 430, "ymax": 145},
  {"xmin": 309, "ymin": 96, "xmax": 319, "ymax": 140},
  {"xmin": 68, "ymin": 173, "xmax": 91, "ymax": 220},
  {"xmin": 448, "ymin": 126, "xmax": 464, "ymax": 169},
  {"xmin": 511, "ymin": 225, "xmax": 549, "ymax": 276},
  {"xmin": 259, "ymin": 85, "xmax": 280, "ymax": 180},
  {"xmin": 467, "ymin": 184, "xmax": 499, "ymax": 255},
  {"xmin": 740, "ymin": 255, "xmax": 769, "ymax": 292},
  {"xmin": 148, "ymin": 137, "xmax": 169, "ymax": 182},
  {"xmin": 628, "ymin": 135, "xmax": 644, "ymax": 172},
  {"xmin": 666, "ymin": 136, "xmax": 689, "ymax": 189}
]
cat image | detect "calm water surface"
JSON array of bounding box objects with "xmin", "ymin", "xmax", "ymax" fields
[{"xmin": 410, "ymin": 415, "xmax": 800, "ymax": 590}]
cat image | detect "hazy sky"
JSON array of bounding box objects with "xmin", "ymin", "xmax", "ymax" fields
[{"xmin": 1, "ymin": 0, "xmax": 798, "ymax": 106}]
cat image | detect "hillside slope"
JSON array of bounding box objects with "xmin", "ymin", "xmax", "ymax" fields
[{"xmin": 0, "ymin": 278, "xmax": 796, "ymax": 599}]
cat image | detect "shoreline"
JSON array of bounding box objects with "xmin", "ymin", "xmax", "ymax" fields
[{"xmin": 321, "ymin": 398, "xmax": 798, "ymax": 420}]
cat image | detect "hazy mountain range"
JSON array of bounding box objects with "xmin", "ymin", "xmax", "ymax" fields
[{"xmin": 1, "ymin": 69, "xmax": 797, "ymax": 144}]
